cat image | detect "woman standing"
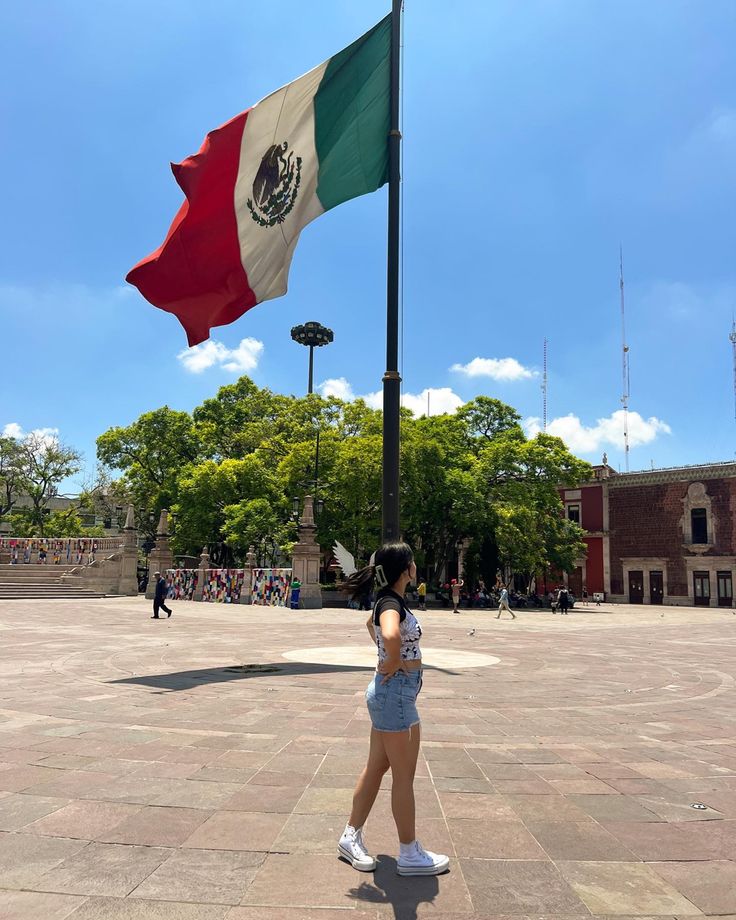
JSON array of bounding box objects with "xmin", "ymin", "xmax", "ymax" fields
[{"xmin": 338, "ymin": 542, "xmax": 450, "ymax": 876}]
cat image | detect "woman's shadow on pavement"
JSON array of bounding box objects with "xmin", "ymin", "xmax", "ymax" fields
[{"xmin": 347, "ymin": 855, "xmax": 442, "ymax": 920}]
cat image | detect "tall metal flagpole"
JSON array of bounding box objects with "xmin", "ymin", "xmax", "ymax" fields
[{"xmin": 382, "ymin": 0, "xmax": 402, "ymax": 543}]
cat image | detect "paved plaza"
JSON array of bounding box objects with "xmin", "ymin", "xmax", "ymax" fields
[{"xmin": 1, "ymin": 598, "xmax": 735, "ymax": 919}]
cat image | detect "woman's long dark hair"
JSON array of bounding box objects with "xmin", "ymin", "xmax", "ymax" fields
[{"xmin": 342, "ymin": 541, "xmax": 414, "ymax": 601}]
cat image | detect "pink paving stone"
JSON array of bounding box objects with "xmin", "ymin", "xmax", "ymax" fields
[
  {"xmin": 0, "ymin": 890, "xmax": 85, "ymax": 920},
  {"xmin": 649, "ymin": 860, "xmax": 736, "ymax": 914},
  {"xmin": 2, "ymin": 598, "xmax": 736, "ymax": 916}
]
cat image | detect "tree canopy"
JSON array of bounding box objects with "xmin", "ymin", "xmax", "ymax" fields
[{"xmin": 95, "ymin": 377, "xmax": 591, "ymax": 585}]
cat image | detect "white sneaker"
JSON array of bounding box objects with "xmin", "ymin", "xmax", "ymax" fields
[
  {"xmin": 397, "ymin": 840, "xmax": 450, "ymax": 876},
  {"xmin": 338, "ymin": 827, "xmax": 377, "ymax": 871}
]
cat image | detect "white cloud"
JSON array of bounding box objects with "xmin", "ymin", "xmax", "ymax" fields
[
  {"xmin": 177, "ymin": 337, "xmax": 264, "ymax": 374},
  {"xmin": 318, "ymin": 379, "xmax": 463, "ymax": 417},
  {"xmin": 451, "ymin": 357, "xmax": 535, "ymax": 381},
  {"xmin": 403, "ymin": 387, "xmax": 464, "ymax": 417},
  {"xmin": 524, "ymin": 410, "xmax": 671, "ymax": 453},
  {"xmin": 2, "ymin": 423, "xmax": 60, "ymax": 447},
  {"xmin": 318, "ymin": 377, "xmax": 355, "ymax": 401}
]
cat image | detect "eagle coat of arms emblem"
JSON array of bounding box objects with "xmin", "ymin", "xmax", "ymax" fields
[{"xmin": 246, "ymin": 141, "xmax": 303, "ymax": 228}]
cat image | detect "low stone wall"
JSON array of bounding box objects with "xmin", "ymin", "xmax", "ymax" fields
[
  {"xmin": 0, "ymin": 537, "xmax": 119, "ymax": 566},
  {"xmin": 164, "ymin": 567, "xmax": 292, "ymax": 606}
]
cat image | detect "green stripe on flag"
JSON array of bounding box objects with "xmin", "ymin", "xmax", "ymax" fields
[{"xmin": 314, "ymin": 14, "xmax": 391, "ymax": 212}]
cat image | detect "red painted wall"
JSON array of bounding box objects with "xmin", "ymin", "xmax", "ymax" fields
[
  {"xmin": 584, "ymin": 536, "xmax": 604, "ymax": 593},
  {"xmin": 581, "ymin": 485, "xmax": 603, "ymax": 532}
]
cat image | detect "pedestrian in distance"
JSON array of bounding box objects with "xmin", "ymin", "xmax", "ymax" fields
[
  {"xmin": 152, "ymin": 571, "xmax": 172, "ymax": 619},
  {"xmin": 451, "ymin": 578, "xmax": 463, "ymax": 614},
  {"xmin": 582, "ymin": 584, "xmax": 588, "ymax": 606},
  {"xmin": 290, "ymin": 577, "xmax": 302, "ymax": 610},
  {"xmin": 417, "ymin": 579, "xmax": 427, "ymax": 611},
  {"xmin": 338, "ymin": 541, "xmax": 450, "ymax": 877},
  {"xmin": 496, "ymin": 583, "xmax": 516, "ymax": 619},
  {"xmin": 558, "ymin": 584, "xmax": 570, "ymax": 615}
]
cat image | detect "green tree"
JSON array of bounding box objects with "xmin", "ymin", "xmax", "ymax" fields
[
  {"xmin": 97, "ymin": 407, "xmax": 201, "ymax": 538},
  {"xmin": 173, "ymin": 456, "xmax": 281, "ymax": 562},
  {"xmin": 223, "ymin": 498, "xmax": 294, "ymax": 567},
  {"xmin": 0, "ymin": 436, "xmax": 23, "ymax": 523},
  {"xmin": 16, "ymin": 433, "xmax": 83, "ymax": 537}
]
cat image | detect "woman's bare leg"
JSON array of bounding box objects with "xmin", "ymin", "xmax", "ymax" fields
[
  {"xmin": 382, "ymin": 724, "xmax": 421, "ymax": 843},
  {"xmin": 348, "ymin": 728, "xmax": 390, "ymax": 829}
]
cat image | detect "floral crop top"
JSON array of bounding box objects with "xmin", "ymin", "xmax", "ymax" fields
[{"xmin": 373, "ymin": 589, "xmax": 422, "ymax": 664}]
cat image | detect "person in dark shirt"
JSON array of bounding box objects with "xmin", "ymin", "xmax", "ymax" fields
[{"xmin": 152, "ymin": 571, "xmax": 172, "ymax": 619}]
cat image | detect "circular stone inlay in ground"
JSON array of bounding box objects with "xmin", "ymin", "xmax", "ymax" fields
[{"xmin": 281, "ymin": 645, "xmax": 500, "ymax": 669}]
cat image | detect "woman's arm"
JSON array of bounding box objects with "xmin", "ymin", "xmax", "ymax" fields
[
  {"xmin": 376, "ymin": 609, "xmax": 406, "ymax": 682},
  {"xmin": 366, "ymin": 614, "xmax": 376, "ymax": 644}
]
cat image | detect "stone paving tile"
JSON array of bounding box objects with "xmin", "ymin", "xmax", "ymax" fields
[
  {"xmin": 557, "ymin": 861, "xmax": 703, "ymax": 915},
  {"xmin": 182, "ymin": 810, "xmax": 288, "ymax": 850},
  {"xmin": 447, "ymin": 818, "xmax": 547, "ymax": 859},
  {"xmin": 0, "ymin": 764, "xmax": 64, "ymax": 791},
  {"xmin": 32, "ymin": 841, "xmax": 172, "ymax": 897},
  {"xmin": 504, "ymin": 794, "xmax": 595, "ymax": 824},
  {"xmin": 437, "ymin": 792, "xmax": 518, "ymax": 820},
  {"xmin": 649, "ymin": 860, "xmax": 736, "ymax": 915},
  {"xmin": 566, "ymin": 794, "xmax": 662, "ymax": 823},
  {"xmin": 271, "ymin": 812, "xmax": 351, "ymax": 853},
  {"xmin": 0, "ymin": 831, "xmax": 88, "ymax": 888},
  {"xmin": 4, "ymin": 599, "xmax": 736, "ymax": 917},
  {"xmin": 24, "ymin": 800, "xmax": 143, "ymax": 840},
  {"xmin": 0, "ymin": 890, "xmax": 85, "ymax": 919},
  {"xmin": 460, "ymin": 859, "xmax": 588, "ymax": 914},
  {"xmin": 129, "ymin": 849, "xmax": 264, "ymax": 905},
  {"xmin": 225, "ymin": 908, "xmax": 379, "ymax": 920},
  {"xmin": 631, "ymin": 793, "xmax": 723, "ymax": 822},
  {"xmin": 65, "ymin": 897, "xmax": 230, "ymax": 918},
  {"xmin": 22, "ymin": 769, "xmax": 116, "ymax": 799},
  {"xmin": 221, "ymin": 784, "xmax": 304, "ymax": 813},
  {"xmin": 97, "ymin": 806, "xmax": 212, "ymax": 847},
  {"xmin": 527, "ymin": 821, "xmax": 638, "ymax": 861},
  {"xmin": 247, "ymin": 770, "xmax": 315, "ymax": 787},
  {"xmin": 601, "ymin": 820, "xmax": 720, "ymax": 861},
  {"xmin": 0, "ymin": 792, "xmax": 70, "ymax": 830},
  {"xmin": 152, "ymin": 780, "xmax": 244, "ymax": 809},
  {"xmin": 293, "ymin": 785, "xmax": 354, "ymax": 815}
]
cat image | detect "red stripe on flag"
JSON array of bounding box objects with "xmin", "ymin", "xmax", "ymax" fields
[{"xmin": 126, "ymin": 110, "xmax": 257, "ymax": 347}]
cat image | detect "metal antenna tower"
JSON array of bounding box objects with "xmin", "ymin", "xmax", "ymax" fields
[
  {"xmin": 542, "ymin": 337, "xmax": 548, "ymax": 431},
  {"xmin": 729, "ymin": 317, "xmax": 736, "ymax": 422},
  {"xmin": 620, "ymin": 247, "xmax": 631, "ymax": 472}
]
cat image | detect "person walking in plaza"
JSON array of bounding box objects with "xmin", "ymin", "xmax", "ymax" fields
[
  {"xmin": 417, "ymin": 578, "xmax": 427, "ymax": 611},
  {"xmin": 558, "ymin": 584, "xmax": 570, "ymax": 615},
  {"xmin": 338, "ymin": 542, "xmax": 450, "ymax": 877},
  {"xmin": 152, "ymin": 571, "xmax": 172, "ymax": 619},
  {"xmin": 450, "ymin": 578, "xmax": 463, "ymax": 614},
  {"xmin": 496, "ymin": 583, "xmax": 516, "ymax": 619},
  {"xmin": 290, "ymin": 577, "xmax": 302, "ymax": 610}
]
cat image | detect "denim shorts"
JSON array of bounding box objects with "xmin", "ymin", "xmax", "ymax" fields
[{"xmin": 365, "ymin": 668, "xmax": 422, "ymax": 732}]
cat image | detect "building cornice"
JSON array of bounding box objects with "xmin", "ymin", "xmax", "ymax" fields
[{"xmin": 605, "ymin": 461, "xmax": 736, "ymax": 488}]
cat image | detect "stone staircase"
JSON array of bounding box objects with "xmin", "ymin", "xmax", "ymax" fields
[{"xmin": 0, "ymin": 565, "xmax": 110, "ymax": 600}]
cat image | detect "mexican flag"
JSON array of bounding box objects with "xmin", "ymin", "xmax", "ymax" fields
[{"xmin": 127, "ymin": 15, "xmax": 391, "ymax": 347}]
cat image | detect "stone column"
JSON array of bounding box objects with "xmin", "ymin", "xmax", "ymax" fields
[
  {"xmin": 194, "ymin": 546, "xmax": 209, "ymax": 601},
  {"xmin": 290, "ymin": 496, "xmax": 322, "ymax": 609},
  {"xmin": 239, "ymin": 546, "xmax": 256, "ymax": 604},
  {"xmin": 119, "ymin": 505, "xmax": 139, "ymax": 596},
  {"xmin": 146, "ymin": 510, "xmax": 174, "ymax": 598}
]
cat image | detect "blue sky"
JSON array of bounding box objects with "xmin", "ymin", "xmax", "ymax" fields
[{"xmin": 2, "ymin": 0, "xmax": 735, "ymax": 492}]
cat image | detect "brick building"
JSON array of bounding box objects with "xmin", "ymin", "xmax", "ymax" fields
[{"xmin": 562, "ymin": 460, "xmax": 736, "ymax": 607}]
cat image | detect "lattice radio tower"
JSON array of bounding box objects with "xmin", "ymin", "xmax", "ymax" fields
[
  {"xmin": 542, "ymin": 337, "xmax": 548, "ymax": 431},
  {"xmin": 730, "ymin": 318, "xmax": 736, "ymax": 422},
  {"xmin": 620, "ymin": 247, "xmax": 631, "ymax": 472}
]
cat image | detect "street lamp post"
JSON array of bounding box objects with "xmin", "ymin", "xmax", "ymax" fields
[
  {"xmin": 290, "ymin": 322, "xmax": 334, "ymax": 500},
  {"xmin": 290, "ymin": 322, "xmax": 334, "ymax": 396}
]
